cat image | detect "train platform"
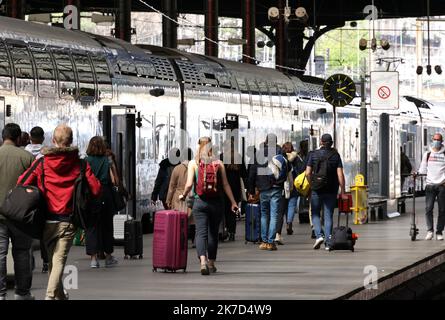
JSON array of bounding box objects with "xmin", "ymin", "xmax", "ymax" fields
[{"xmin": 5, "ymin": 197, "xmax": 445, "ymax": 300}]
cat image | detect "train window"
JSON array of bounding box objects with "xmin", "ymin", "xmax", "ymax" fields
[
  {"xmin": 53, "ymin": 52, "xmax": 75, "ymax": 82},
  {"xmin": 135, "ymin": 62, "xmax": 156, "ymax": 77},
  {"xmin": 0, "ymin": 43, "xmax": 11, "ymax": 77},
  {"xmin": 72, "ymin": 54, "xmax": 94, "ymax": 84},
  {"xmin": 10, "ymin": 46, "xmax": 34, "ymax": 79},
  {"xmin": 91, "ymin": 56, "xmax": 111, "ymax": 84},
  {"xmin": 31, "ymin": 49, "xmax": 55, "ymax": 80},
  {"xmin": 246, "ymin": 79, "xmax": 259, "ymax": 94},
  {"xmin": 235, "ymin": 76, "xmax": 249, "ymax": 93},
  {"xmin": 256, "ymin": 80, "xmax": 269, "ymax": 95},
  {"xmin": 117, "ymin": 60, "xmax": 137, "ymax": 76}
]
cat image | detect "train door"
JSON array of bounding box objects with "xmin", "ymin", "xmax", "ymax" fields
[
  {"xmin": 0, "ymin": 97, "xmax": 4, "ymax": 144},
  {"xmin": 102, "ymin": 105, "xmax": 136, "ymax": 219}
]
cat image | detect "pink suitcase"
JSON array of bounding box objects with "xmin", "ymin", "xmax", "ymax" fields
[{"xmin": 152, "ymin": 210, "xmax": 188, "ymax": 272}]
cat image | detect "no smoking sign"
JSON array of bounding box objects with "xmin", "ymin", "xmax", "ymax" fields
[{"xmin": 371, "ymin": 71, "xmax": 399, "ymax": 110}]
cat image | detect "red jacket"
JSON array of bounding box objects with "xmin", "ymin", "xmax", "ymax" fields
[{"xmin": 19, "ymin": 146, "xmax": 102, "ymax": 216}]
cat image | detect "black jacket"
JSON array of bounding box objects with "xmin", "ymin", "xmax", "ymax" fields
[
  {"xmin": 247, "ymin": 143, "xmax": 281, "ymax": 194},
  {"xmin": 151, "ymin": 158, "xmax": 177, "ymax": 202}
]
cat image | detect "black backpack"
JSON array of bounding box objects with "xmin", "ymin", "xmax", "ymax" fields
[
  {"xmin": 0, "ymin": 158, "xmax": 46, "ymax": 239},
  {"xmin": 71, "ymin": 159, "xmax": 95, "ymax": 229},
  {"xmin": 330, "ymin": 226, "xmax": 355, "ymax": 252},
  {"xmin": 310, "ymin": 149, "xmax": 337, "ymax": 191}
]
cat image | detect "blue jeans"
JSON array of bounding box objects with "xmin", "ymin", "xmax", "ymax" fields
[
  {"xmin": 311, "ymin": 192, "xmax": 337, "ymax": 245},
  {"xmin": 260, "ymin": 188, "xmax": 283, "ymax": 244},
  {"xmin": 286, "ymin": 195, "xmax": 299, "ymax": 224},
  {"xmin": 0, "ymin": 221, "xmax": 33, "ymax": 297}
]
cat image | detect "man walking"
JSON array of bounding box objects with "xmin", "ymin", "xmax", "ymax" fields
[
  {"xmin": 305, "ymin": 134, "xmax": 347, "ymax": 251},
  {"xmin": 0, "ymin": 123, "xmax": 35, "ymax": 300},
  {"xmin": 418, "ymin": 133, "xmax": 445, "ymax": 241}
]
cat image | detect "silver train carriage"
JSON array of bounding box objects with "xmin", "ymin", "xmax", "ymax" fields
[{"xmin": 0, "ymin": 16, "xmax": 443, "ymax": 218}]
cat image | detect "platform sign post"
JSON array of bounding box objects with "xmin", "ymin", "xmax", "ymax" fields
[{"xmin": 370, "ymin": 71, "xmax": 399, "ymax": 110}]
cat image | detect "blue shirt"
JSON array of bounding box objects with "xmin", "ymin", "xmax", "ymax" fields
[{"xmin": 307, "ymin": 147, "xmax": 343, "ymax": 194}]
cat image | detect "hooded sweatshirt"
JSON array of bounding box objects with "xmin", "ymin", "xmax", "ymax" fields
[
  {"xmin": 19, "ymin": 146, "xmax": 102, "ymax": 217},
  {"xmin": 418, "ymin": 145, "xmax": 445, "ymax": 185}
]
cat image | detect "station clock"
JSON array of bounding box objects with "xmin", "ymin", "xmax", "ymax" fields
[{"xmin": 323, "ymin": 74, "xmax": 356, "ymax": 107}]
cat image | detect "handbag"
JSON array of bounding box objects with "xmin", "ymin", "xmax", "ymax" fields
[
  {"xmin": 111, "ymin": 185, "xmax": 127, "ymax": 211},
  {"xmin": 0, "ymin": 158, "xmax": 46, "ymax": 239}
]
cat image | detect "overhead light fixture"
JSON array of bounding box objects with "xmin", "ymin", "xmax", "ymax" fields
[
  {"xmin": 28, "ymin": 13, "xmax": 52, "ymax": 24},
  {"xmin": 268, "ymin": 7, "xmax": 280, "ymax": 22},
  {"xmin": 227, "ymin": 38, "xmax": 247, "ymax": 46},
  {"xmin": 266, "ymin": 40, "xmax": 275, "ymax": 48},
  {"xmin": 416, "ymin": 66, "xmax": 423, "ymax": 75},
  {"xmin": 91, "ymin": 13, "xmax": 115, "ymax": 26},
  {"xmin": 295, "ymin": 7, "xmax": 308, "ymax": 23},
  {"xmin": 359, "ymin": 38, "xmax": 367, "ymax": 51},
  {"xmin": 426, "ymin": 65, "xmax": 432, "ymax": 75},
  {"xmin": 257, "ymin": 41, "xmax": 265, "ymax": 48},
  {"xmin": 381, "ymin": 39, "xmax": 390, "ymax": 50},
  {"xmin": 177, "ymin": 38, "xmax": 195, "ymax": 46},
  {"xmin": 435, "ymin": 65, "xmax": 442, "ymax": 75}
]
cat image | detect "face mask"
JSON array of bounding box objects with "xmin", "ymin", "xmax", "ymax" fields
[{"xmin": 432, "ymin": 141, "xmax": 442, "ymax": 149}]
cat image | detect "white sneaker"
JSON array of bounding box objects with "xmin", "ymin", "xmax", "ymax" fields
[
  {"xmin": 274, "ymin": 234, "xmax": 284, "ymax": 245},
  {"xmin": 313, "ymin": 237, "xmax": 324, "ymax": 250},
  {"xmin": 425, "ymin": 231, "xmax": 434, "ymax": 240},
  {"xmin": 437, "ymin": 234, "xmax": 444, "ymax": 241}
]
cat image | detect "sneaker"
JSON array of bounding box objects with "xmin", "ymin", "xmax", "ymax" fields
[
  {"xmin": 105, "ymin": 256, "xmax": 119, "ymax": 268},
  {"xmin": 14, "ymin": 293, "xmax": 35, "ymax": 301},
  {"xmin": 200, "ymin": 263, "xmax": 209, "ymax": 275},
  {"xmin": 90, "ymin": 259, "xmax": 100, "ymax": 268},
  {"xmin": 267, "ymin": 243, "xmax": 278, "ymax": 251},
  {"xmin": 274, "ymin": 234, "xmax": 284, "ymax": 245},
  {"xmin": 259, "ymin": 242, "xmax": 268, "ymax": 250},
  {"xmin": 325, "ymin": 246, "xmax": 331, "ymax": 251},
  {"xmin": 313, "ymin": 237, "xmax": 324, "ymax": 250},
  {"xmin": 42, "ymin": 262, "xmax": 49, "ymax": 273},
  {"xmin": 425, "ymin": 231, "xmax": 434, "ymax": 240},
  {"xmin": 437, "ymin": 234, "xmax": 444, "ymax": 241},
  {"xmin": 208, "ymin": 262, "xmax": 217, "ymax": 273},
  {"xmin": 0, "ymin": 295, "xmax": 6, "ymax": 301}
]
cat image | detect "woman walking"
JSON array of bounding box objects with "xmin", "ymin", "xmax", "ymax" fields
[{"xmin": 179, "ymin": 137, "xmax": 239, "ymax": 275}]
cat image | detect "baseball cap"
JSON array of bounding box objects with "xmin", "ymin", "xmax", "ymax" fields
[{"xmin": 321, "ymin": 133, "xmax": 333, "ymax": 143}]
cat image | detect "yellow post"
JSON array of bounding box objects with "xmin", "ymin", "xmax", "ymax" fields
[{"xmin": 350, "ymin": 174, "xmax": 368, "ymax": 225}]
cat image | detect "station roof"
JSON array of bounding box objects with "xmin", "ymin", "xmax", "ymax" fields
[{"xmin": 24, "ymin": 0, "xmax": 445, "ymax": 27}]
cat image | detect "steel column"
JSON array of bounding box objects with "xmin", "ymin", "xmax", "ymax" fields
[
  {"xmin": 162, "ymin": 0, "xmax": 177, "ymax": 48},
  {"xmin": 116, "ymin": 0, "xmax": 132, "ymax": 42},
  {"xmin": 205, "ymin": 0, "xmax": 219, "ymax": 57},
  {"xmin": 242, "ymin": 0, "xmax": 256, "ymax": 64}
]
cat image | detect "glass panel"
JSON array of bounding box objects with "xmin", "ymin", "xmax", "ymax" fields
[
  {"xmin": 10, "ymin": 46, "xmax": 33, "ymax": 79},
  {"xmin": 0, "ymin": 43, "xmax": 11, "ymax": 77},
  {"xmin": 73, "ymin": 54, "xmax": 94, "ymax": 84},
  {"xmin": 31, "ymin": 50, "xmax": 55, "ymax": 80},
  {"xmin": 92, "ymin": 56, "xmax": 111, "ymax": 84},
  {"xmin": 53, "ymin": 52, "xmax": 75, "ymax": 82}
]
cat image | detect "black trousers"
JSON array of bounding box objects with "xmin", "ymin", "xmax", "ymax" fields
[
  {"xmin": 224, "ymin": 196, "xmax": 237, "ymax": 234},
  {"xmin": 85, "ymin": 185, "xmax": 115, "ymax": 256}
]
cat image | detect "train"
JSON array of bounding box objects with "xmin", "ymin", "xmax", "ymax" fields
[{"xmin": 0, "ymin": 16, "xmax": 443, "ymax": 219}]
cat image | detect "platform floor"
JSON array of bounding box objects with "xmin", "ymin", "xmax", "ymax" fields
[{"xmin": 6, "ymin": 197, "xmax": 445, "ymax": 300}]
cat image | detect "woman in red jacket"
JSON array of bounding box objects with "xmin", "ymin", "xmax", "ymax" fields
[{"xmin": 19, "ymin": 124, "xmax": 101, "ymax": 300}]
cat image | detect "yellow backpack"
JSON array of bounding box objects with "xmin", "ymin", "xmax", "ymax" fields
[{"xmin": 294, "ymin": 171, "xmax": 310, "ymax": 197}]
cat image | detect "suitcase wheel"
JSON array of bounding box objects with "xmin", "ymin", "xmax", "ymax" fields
[
  {"xmin": 124, "ymin": 255, "xmax": 129, "ymax": 260},
  {"xmin": 244, "ymin": 241, "xmax": 247, "ymax": 244},
  {"xmin": 153, "ymin": 268, "xmax": 157, "ymax": 272},
  {"xmin": 351, "ymin": 248, "xmax": 354, "ymax": 252},
  {"xmin": 138, "ymin": 255, "xmax": 143, "ymax": 259}
]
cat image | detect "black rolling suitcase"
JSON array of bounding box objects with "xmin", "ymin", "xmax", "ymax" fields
[
  {"xmin": 124, "ymin": 220, "xmax": 143, "ymax": 259},
  {"xmin": 329, "ymin": 198, "xmax": 356, "ymax": 252}
]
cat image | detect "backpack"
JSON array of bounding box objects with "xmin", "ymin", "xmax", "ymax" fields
[
  {"xmin": 0, "ymin": 158, "xmax": 46, "ymax": 239},
  {"xmin": 270, "ymin": 154, "xmax": 289, "ymax": 185},
  {"xmin": 196, "ymin": 160, "xmax": 220, "ymax": 198},
  {"xmin": 71, "ymin": 159, "xmax": 95, "ymax": 229},
  {"xmin": 310, "ymin": 149, "xmax": 337, "ymax": 191},
  {"xmin": 330, "ymin": 226, "xmax": 356, "ymax": 251}
]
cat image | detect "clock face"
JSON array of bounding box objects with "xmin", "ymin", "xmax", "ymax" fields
[{"xmin": 323, "ymin": 74, "xmax": 356, "ymax": 107}]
